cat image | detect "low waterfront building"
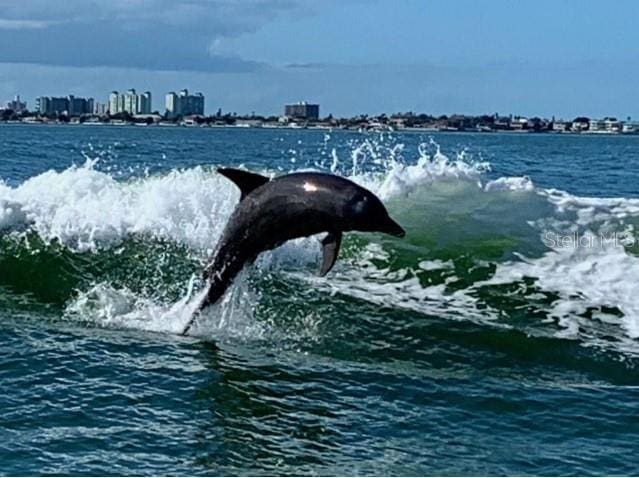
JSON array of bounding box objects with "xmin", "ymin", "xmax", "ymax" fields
[
  {"xmin": 493, "ymin": 116, "xmax": 511, "ymax": 130},
  {"xmin": 552, "ymin": 120, "xmax": 569, "ymax": 132},
  {"xmin": 285, "ymin": 101, "xmax": 320, "ymax": 120},
  {"xmin": 510, "ymin": 117, "xmax": 528, "ymax": 130},
  {"xmin": 235, "ymin": 119, "xmax": 263, "ymax": 127},
  {"xmin": 588, "ymin": 119, "xmax": 606, "ymax": 132},
  {"xmin": 133, "ymin": 113, "xmax": 162, "ymax": 122},
  {"xmin": 165, "ymin": 89, "xmax": 205, "ymax": 118},
  {"xmin": 622, "ymin": 120, "xmax": 639, "ymax": 134},
  {"xmin": 604, "ymin": 117, "xmax": 622, "ymax": 133},
  {"xmin": 589, "ymin": 117, "xmax": 621, "ymax": 133},
  {"xmin": 571, "ymin": 117, "xmax": 590, "ymax": 132},
  {"xmin": 390, "ymin": 117, "xmax": 406, "ymax": 128}
]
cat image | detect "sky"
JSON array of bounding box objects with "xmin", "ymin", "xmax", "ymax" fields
[{"xmin": 0, "ymin": 0, "xmax": 638, "ymax": 118}]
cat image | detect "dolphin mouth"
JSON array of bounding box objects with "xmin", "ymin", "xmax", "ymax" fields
[{"xmin": 381, "ymin": 217, "xmax": 406, "ymax": 238}]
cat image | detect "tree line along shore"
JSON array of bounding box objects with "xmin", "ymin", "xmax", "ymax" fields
[{"xmin": 1, "ymin": 108, "xmax": 637, "ymax": 134}]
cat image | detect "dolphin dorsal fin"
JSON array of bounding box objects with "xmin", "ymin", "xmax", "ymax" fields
[{"xmin": 218, "ymin": 168, "xmax": 270, "ymax": 200}]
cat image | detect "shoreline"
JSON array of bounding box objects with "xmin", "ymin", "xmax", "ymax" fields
[{"xmin": 1, "ymin": 120, "xmax": 638, "ymax": 136}]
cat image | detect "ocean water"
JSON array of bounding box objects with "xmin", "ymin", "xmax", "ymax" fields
[{"xmin": 2, "ymin": 124, "xmax": 639, "ymax": 475}]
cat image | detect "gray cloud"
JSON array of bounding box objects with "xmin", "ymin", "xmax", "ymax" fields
[{"xmin": 0, "ymin": 0, "xmax": 311, "ymax": 72}]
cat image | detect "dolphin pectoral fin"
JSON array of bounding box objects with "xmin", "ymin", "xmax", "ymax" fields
[
  {"xmin": 319, "ymin": 231, "xmax": 342, "ymax": 276},
  {"xmin": 218, "ymin": 168, "xmax": 270, "ymax": 200}
]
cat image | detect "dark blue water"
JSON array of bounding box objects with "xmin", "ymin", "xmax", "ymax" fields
[
  {"xmin": 2, "ymin": 124, "xmax": 639, "ymax": 475},
  {"xmin": 3, "ymin": 125, "xmax": 638, "ymax": 196}
]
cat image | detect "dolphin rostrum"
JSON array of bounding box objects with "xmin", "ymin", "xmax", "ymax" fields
[{"xmin": 181, "ymin": 168, "xmax": 405, "ymax": 335}]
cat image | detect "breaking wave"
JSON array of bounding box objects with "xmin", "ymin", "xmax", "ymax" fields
[{"xmin": 2, "ymin": 137, "xmax": 639, "ymax": 357}]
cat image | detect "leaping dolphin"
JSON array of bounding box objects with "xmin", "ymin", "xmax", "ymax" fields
[{"xmin": 181, "ymin": 168, "xmax": 405, "ymax": 335}]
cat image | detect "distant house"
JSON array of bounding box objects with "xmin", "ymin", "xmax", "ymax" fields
[
  {"xmin": 552, "ymin": 120, "xmax": 569, "ymax": 132},
  {"xmin": 588, "ymin": 119, "xmax": 606, "ymax": 132},
  {"xmin": 493, "ymin": 116, "xmax": 511, "ymax": 130},
  {"xmin": 133, "ymin": 113, "xmax": 163, "ymax": 123},
  {"xmin": 235, "ymin": 119, "xmax": 263, "ymax": 127},
  {"xmin": 389, "ymin": 117, "xmax": 406, "ymax": 128},
  {"xmin": 604, "ymin": 117, "xmax": 622, "ymax": 133},
  {"xmin": 589, "ymin": 117, "xmax": 621, "ymax": 133},
  {"xmin": 571, "ymin": 117, "xmax": 590, "ymax": 132},
  {"xmin": 511, "ymin": 117, "xmax": 528, "ymax": 130}
]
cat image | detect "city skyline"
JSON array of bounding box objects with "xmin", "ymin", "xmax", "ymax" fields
[
  {"xmin": 18, "ymin": 88, "xmax": 206, "ymax": 117},
  {"xmin": 4, "ymin": 89, "xmax": 639, "ymax": 137},
  {"xmin": 4, "ymin": 90, "xmax": 639, "ymax": 131},
  {"xmin": 0, "ymin": 1, "xmax": 638, "ymax": 117}
]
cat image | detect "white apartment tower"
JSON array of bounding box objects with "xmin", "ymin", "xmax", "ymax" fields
[
  {"xmin": 108, "ymin": 89, "xmax": 153, "ymax": 115},
  {"xmin": 138, "ymin": 91, "xmax": 152, "ymax": 114},
  {"xmin": 165, "ymin": 89, "xmax": 204, "ymax": 118},
  {"xmin": 165, "ymin": 92, "xmax": 178, "ymax": 117}
]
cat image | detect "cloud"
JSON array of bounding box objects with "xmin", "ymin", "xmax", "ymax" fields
[
  {"xmin": 0, "ymin": 19, "xmax": 50, "ymax": 30},
  {"xmin": 0, "ymin": 0, "xmax": 311, "ymax": 72}
]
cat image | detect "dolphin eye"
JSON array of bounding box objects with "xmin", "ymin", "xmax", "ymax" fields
[{"xmin": 351, "ymin": 194, "xmax": 369, "ymax": 215}]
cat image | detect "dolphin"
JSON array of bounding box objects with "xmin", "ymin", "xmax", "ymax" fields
[{"xmin": 181, "ymin": 167, "xmax": 405, "ymax": 335}]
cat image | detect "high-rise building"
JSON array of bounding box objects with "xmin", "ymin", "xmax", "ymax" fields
[
  {"xmin": 108, "ymin": 89, "xmax": 153, "ymax": 115},
  {"xmin": 108, "ymin": 91, "xmax": 119, "ymax": 115},
  {"xmin": 284, "ymin": 102, "xmax": 320, "ymax": 120},
  {"xmin": 137, "ymin": 91, "xmax": 152, "ymax": 114},
  {"xmin": 165, "ymin": 92, "xmax": 177, "ymax": 117},
  {"xmin": 6, "ymin": 95, "xmax": 27, "ymax": 113},
  {"xmin": 68, "ymin": 95, "xmax": 93, "ymax": 116},
  {"xmin": 50, "ymin": 97, "xmax": 69, "ymax": 114},
  {"xmin": 189, "ymin": 91, "xmax": 203, "ymax": 115},
  {"xmin": 68, "ymin": 95, "xmax": 79, "ymax": 116},
  {"xmin": 179, "ymin": 89, "xmax": 204, "ymax": 116},
  {"xmin": 165, "ymin": 89, "xmax": 205, "ymax": 118},
  {"xmin": 35, "ymin": 96, "xmax": 50, "ymax": 114},
  {"xmin": 123, "ymin": 89, "xmax": 137, "ymax": 114},
  {"xmin": 36, "ymin": 95, "xmax": 94, "ymax": 116},
  {"xmin": 93, "ymin": 102, "xmax": 108, "ymax": 116}
]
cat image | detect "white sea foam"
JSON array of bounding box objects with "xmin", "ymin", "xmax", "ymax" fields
[
  {"xmin": 0, "ymin": 161, "xmax": 237, "ymax": 253},
  {"xmin": 477, "ymin": 239, "xmax": 639, "ymax": 351},
  {"xmin": 485, "ymin": 176, "xmax": 535, "ymax": 192},
  {"xmin": 418, "ymin": 259, "xmax": 454, "ymax": 271},
  {"xmin": 0, "ymin": 144, "xmax": 494, "ymax": 254}
]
